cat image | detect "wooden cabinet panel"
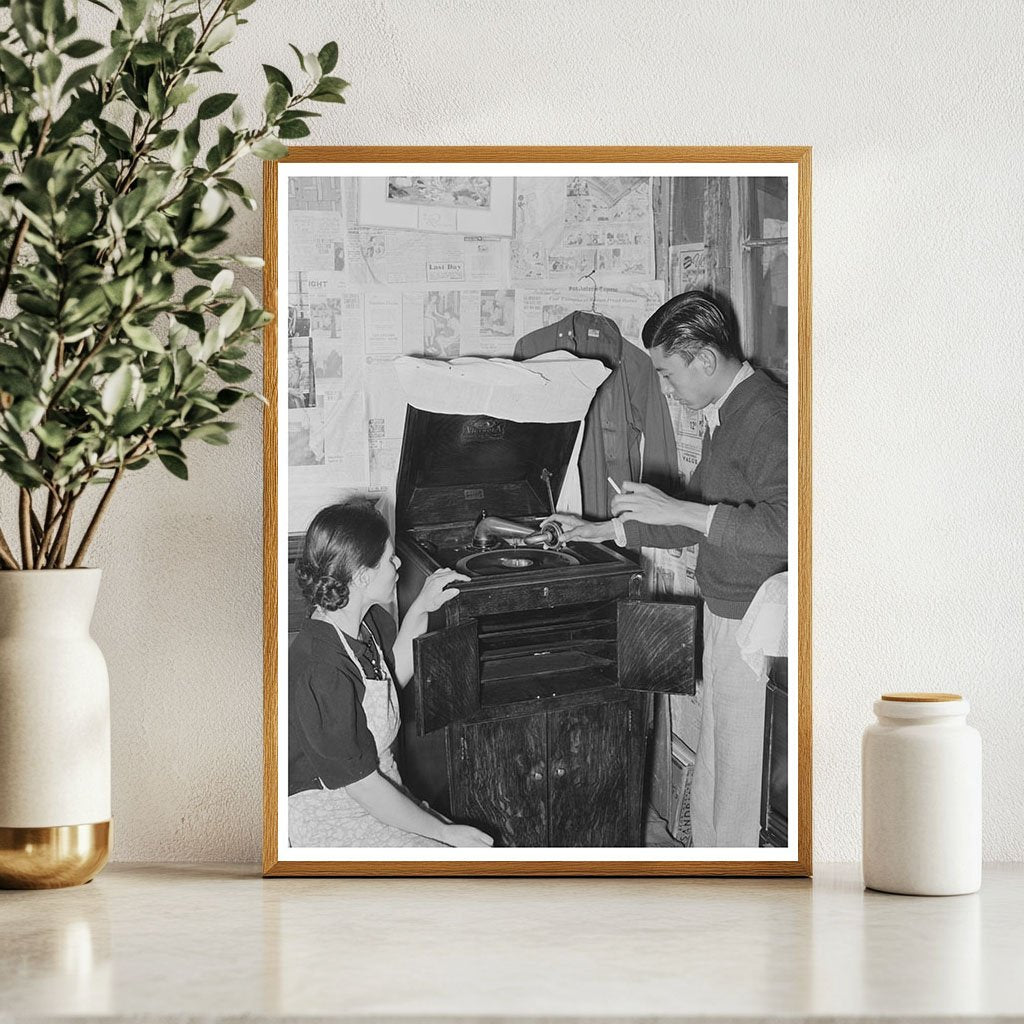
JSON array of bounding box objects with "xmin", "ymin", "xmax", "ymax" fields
[
  {"xmin": 618, "ymin": 600, "xmax": 699, "ymax": 695},
  {"xmin": 397, "ymin": 688, "xmax": 452, "ymax": 816},
  {"xmin": 451, "ymin": 715, "xmax": 547, "ymax": 848},
  {"xmin": 547, "ymin": 701, "xmax": 632, "ymax": 848},
  {"xmin": 759, "ymin": 656, "xmax": 788, "ymax": 848},
  {"xmin": 287, "ymin": 534, "xmax": 307, "ymax": 636},
  {"xmin": 413, "ymin": 620, "xmax": 480, "ymax": 735}
]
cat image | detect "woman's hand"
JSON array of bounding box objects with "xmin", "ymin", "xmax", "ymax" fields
[
  {"xmin": 346, "ymin": 772, "xmax": 494, "ymax": 847},
  {"xmin": 610, "ymin": 481, "xmax": 686, "ymax": 525},
  {"xmin": 442, "ymin": 823, "xmax": 495, "ymax": 847},
  {"xmin": 541, "ymin": 513, "xmax": 615, "ymax": 544},
  {"xmin": 394, "ymin": 569, "xmax": 469, "ymax": 686},
  {"xmin": 412, "ymin": 568, "xmax": 469, "ymax": 613}
]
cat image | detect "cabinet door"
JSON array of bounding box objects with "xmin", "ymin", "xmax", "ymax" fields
[
  {"xmin": 450, "ymin": 714, "xmax": 548, "ymax": 848},
  {"xmin": 413, "ymin": 620, "xmax": 480, "ymax": 735},
  {"xmin": 617, "ymin": 600, "xmax": 699, "ymax": 695},
  {"xmin": 547, "ymin": 701, "xmax": 632, "ymax": 848}
]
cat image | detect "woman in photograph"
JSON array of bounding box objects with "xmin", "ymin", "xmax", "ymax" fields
[{"xmin": 288, "ymin": 500, "xmax": 494, "ymax": 848}]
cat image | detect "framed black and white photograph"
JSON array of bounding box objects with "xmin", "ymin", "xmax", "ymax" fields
[{"xmin": 262, "ymin": 147, "xmax": 811, "ymax": 877}]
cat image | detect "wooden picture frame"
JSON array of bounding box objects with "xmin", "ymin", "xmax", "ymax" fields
[{"xmin": 263, "ymin": 147, "xmax": 812, "ymax": 877}]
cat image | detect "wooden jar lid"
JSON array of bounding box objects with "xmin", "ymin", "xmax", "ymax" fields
[{"xmin": 880, "ymin": 692, "xmax": 962, "ymax": 702}]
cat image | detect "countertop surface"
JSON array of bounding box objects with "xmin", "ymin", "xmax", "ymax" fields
[{"xmin": 2, "ymin": 862, "xmax": 1022, "ymax": 1022}]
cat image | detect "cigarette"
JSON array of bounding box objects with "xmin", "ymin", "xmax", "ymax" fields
[{"xmin": 607, "ymin": 476, "xmax": 622, "ymax": 494}]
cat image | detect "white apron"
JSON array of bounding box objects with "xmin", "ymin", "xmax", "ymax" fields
[
  {"xmin": 333, "ymin": 622, "xmax": 402, "ymax": 784},
  {"xmin": 288, "ymin": 617, "xmax": 444, "ymax": 848}
]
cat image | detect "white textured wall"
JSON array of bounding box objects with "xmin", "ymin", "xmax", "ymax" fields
[{"xmin": 70, "ymin": 0, "xmax": 1024, "ymax": 862}]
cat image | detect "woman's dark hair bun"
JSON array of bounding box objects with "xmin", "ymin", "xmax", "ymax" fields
[
  {"xmin": 316, "ymin": 574, "xmax": 349, "ymax": 612},
  {"xmin": 295, "ymin": 558, "xmax": 351, "ymax": 612},
  {"xmin": 296, "ymin": 501, "xmax": 389, "ymax": 612}
]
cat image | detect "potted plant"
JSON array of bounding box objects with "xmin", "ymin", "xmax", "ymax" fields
[{"xmin": 0, "ymin": 0, "xmax": 346, "ymax": 887}]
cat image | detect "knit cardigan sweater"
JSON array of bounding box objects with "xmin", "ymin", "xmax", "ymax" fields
[{"xmin": 624, "ymin": 370, "xmax": 788, "ymax": 619}]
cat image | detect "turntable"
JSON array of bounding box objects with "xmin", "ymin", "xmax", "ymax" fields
[{"xmin": 455, "ymin": 547, "xmax": 580, "ymax": 576}]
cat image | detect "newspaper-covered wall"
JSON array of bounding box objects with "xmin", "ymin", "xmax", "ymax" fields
[{"xmin": 285, "ymin": 175, "xmax": 701, "ymax": 574}]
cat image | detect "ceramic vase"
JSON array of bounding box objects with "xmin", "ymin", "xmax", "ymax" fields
[{"xmin": 0, "ymin": 569, "xmax": 111, "ymax": 888}]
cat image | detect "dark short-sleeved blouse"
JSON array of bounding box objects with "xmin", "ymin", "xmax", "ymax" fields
[{"xmin": 288, "ymin": 605, "xmax": 398, "ymax": 796}]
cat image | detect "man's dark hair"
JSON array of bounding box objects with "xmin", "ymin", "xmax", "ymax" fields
[{"xmin": 642, "ymin": 290, "xmax": 743, "ymax": 364}]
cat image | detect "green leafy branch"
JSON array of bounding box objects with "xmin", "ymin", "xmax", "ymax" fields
[{"xmin": 0, "ymin": 0, "xmax": 348, "ymax": 568}]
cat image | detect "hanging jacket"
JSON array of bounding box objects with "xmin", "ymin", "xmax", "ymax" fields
[{"xmin": 514, "ymin": 311, "xmax": 677, "ymax": 520}]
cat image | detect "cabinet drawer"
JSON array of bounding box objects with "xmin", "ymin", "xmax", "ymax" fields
[{"xmin": 458, "ymin": 571, "xmax": 637, "ymax": 618}]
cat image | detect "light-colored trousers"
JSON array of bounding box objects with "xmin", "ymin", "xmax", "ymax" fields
[{"xmin": 690, "ymin": 608, "xmax": 768, "ymax": 848}]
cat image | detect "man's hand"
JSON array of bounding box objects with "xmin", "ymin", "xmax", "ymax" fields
[
  {"xmin": 541, "ymin": 513, "xmax": 615, "ymax": 544},
  {"xmin": 611, "ymin": 481, "xmax": 710, "ymax": 532},
  {"xmin": 611, "ymin": 481, "xmax": 685, "ymax": 524}
]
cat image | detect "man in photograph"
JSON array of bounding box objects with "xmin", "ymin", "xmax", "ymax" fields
[{"xmin": 547, "ymin": 290, "xmax": 787, "ymax": 847}]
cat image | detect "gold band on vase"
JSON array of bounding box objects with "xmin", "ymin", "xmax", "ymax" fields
[{"xmin": 0, "ymin": 821, "xmax": 111, "ymax": 889}]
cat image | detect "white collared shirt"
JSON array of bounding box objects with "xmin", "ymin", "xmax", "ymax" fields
[
  {"xmin": 704, "ymin": 361, "xmax": 754, "ymax": 438},
  {"xmin": 611, "ymin": 361, "xmax": 754, "ymax": 546}
]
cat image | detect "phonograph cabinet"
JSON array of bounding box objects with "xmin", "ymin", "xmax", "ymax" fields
[{"xmin": 395, "ymin": 405, "xmax": 699, "ymax": 848}]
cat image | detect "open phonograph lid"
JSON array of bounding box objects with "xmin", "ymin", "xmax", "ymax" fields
[
  {"xmin": 395, "ymin": 409, "xmax": 579, "ymax": 530},
  {"xmin": 393, "ymin": 355, "xmax": 610, "ymax": 531}
]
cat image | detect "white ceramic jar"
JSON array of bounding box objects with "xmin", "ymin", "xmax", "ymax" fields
[{"xmin": 862, "ymin": 693, "xmax": 981, "ymax": 896}]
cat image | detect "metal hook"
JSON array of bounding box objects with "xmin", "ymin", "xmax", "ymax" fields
[{"xmin": 579, "ymin": 259, "xmax": 598, "ymax": 313}]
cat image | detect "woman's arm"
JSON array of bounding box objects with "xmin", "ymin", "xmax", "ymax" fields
[
  {"xmin": 391, "ymin": 568, "xmax": 468, "ymax": 686},
  {"xmin": 345, "ymin": 771, "xmax": 492, "ymax": 847}
]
